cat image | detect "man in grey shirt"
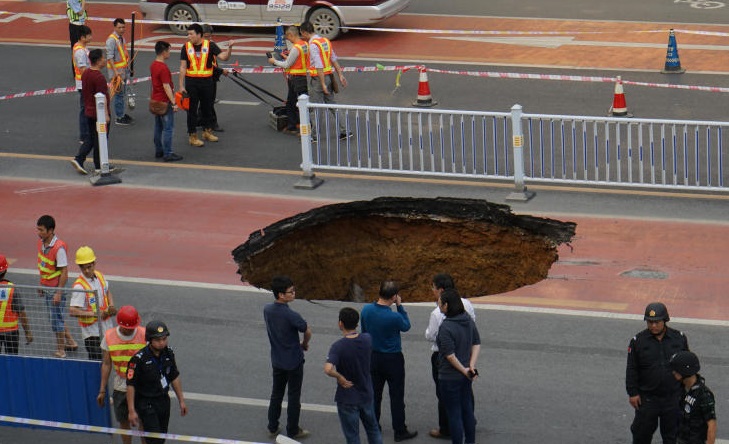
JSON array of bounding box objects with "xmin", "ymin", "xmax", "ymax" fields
[{"xmin": 106, "ymin": 18, "xmax": 134, "ymax": 126}]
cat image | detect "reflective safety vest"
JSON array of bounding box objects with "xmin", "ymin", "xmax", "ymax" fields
[
  {"xmin": 106, "ymin": 33, "xmax": 129, "ymax": 70},
  {"xmin": 72, "ymin": 42, "xmax": 89, "ymax": 89},
  {"xmin": 38, "ymin": 238, "xmax": 68, "ymax": 287},
  {"xmin": 66, "ymin": 2, "xmax": 87, "ymax": 24},
  {"xmin": 286, "ymin": 40, "xmax": 309, "ymax": 76},
  {"xmin": 308, "ymin": 36, "xmax": 333, "ymax": 76},
  {"xmin": 185, "ymin": 40, "xmax": 214, "ymax": 78},
  {"xmin": 0, "ymin": 281, "xmax": 18, "ymax": 333},
  {"xmin": 73, "ymin": 271, "xmax": 110, "ymax": 327},
  {"xmin": 105, "ymin": 326, "xmax": 146, "ymax": 377}
]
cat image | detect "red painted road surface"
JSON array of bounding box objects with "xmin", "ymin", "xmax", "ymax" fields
[
  {"xmin": 2, "ymin": 3, "xmax": 729, "ymax": 72},
  {"xmin": 2, "ymin": 179, "xmax": 728, "ymax": 321}
]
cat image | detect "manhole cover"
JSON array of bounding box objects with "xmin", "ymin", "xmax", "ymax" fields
[{"xmin": 621, "ymin": 269, "xmax": 668, "ymax": 280}]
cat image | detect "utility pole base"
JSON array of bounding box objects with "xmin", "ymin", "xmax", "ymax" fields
[
  {"xmin": 90, "ymin": 171, "xmax": 122, "ymax": 187},
  {"xmin": 294, "ymin": 173, "xmax": 323, "ymax": 189},
  {"xmin": 505, "ymin": 188, "xmax": 535, "ymax": 202}
]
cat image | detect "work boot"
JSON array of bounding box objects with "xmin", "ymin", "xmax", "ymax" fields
[
  {"xmin": 188, "ymin": 133, "xmax": 204, "ymax": 147},
  {"xmin": 202, "ymin": 129, "xmax": 219, "ymax": 142}
]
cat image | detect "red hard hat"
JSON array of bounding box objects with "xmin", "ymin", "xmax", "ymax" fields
[
  {"xmin": 0, "ymin": 255, "xmax": 8, "ymax": 274},
  {"xmin": 117, "ymin": 305, "xmax": 141, "ymax": 329},
  {"xmin": 175, "ymin": 91, "xmax": 190, "ymax": 111}
]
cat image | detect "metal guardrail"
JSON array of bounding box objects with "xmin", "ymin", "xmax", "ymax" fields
[{"xmin": 295, "ymin": 95, "xmax": 729, "ymax": 199}]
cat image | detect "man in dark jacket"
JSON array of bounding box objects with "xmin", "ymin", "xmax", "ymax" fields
[{"xmin": 626, "ymin": 302, "xmax": 689, "ymax": 444}]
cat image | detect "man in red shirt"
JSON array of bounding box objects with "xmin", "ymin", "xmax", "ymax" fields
[
  {"xmin": 73, "ymin": 48, "xmax": 110, "ymax": 173},
  {"xmin": 150, "ymin": 41, "xmax": 182, "ymax": 162}
]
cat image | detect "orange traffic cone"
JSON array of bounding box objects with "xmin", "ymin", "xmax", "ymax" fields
[
  {"xmin": 608, "ymin": 76, "xmax": 632, "ymax": 117},
  {"xmin": 412, "ymin": 67, "xmax": 437, "ymax": 107}
]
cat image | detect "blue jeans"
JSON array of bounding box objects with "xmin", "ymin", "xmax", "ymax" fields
[
  {"xmin": 440, "ymin": 378, "xmax": 476, "ymax": 444},
  {"xmin": 113, "ymin": 80, "xmax": 126, "ymax": 118},
  {"xmin": 268, "ymin": 363, "xmax": 304, "ymax": 436},
  {"xmin": 154, "ymin": 104, "xmax": 174, "ymax": 157},
  {"xmin": 42, "ymin": 288, "xmax": 67, "ymax": 333},
  {"xmin": 78, "ymin": 91, "xmax": 89, "ymax": 141},
  {"xmin": 337, "ymin": 401, "xmax": 383, "ymax": 444}
]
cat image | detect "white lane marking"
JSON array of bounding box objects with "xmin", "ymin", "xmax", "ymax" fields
[
  {"xmin": 14, "ymin": 184, "xmax": 79, "ymax": 194},
  {"xmin": 218, "ymin": 100, "xmax": 262, "ymax": 106},
  {"xmin": 172, "ymin": 392, "xmax": 337, "ymax": 414},
  {"xmin": 436, "ymin": 35, "xmax": 729, "ymax": 51},
  {"xmin": 12, "ymin": 268, "xmax": 729, "ymax": 326}
]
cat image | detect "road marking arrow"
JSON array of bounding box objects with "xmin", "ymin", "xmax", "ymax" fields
[
  {"xmin": 435, "ymin": 35, "xmax": 729, "ymax": 51},
  {"xmin": 0, "ymin": 12, "xmax": 65, "ymax": 23}
]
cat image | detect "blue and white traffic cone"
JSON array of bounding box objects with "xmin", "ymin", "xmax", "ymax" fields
[
  {"xmin": 274, "ymin": 18, "xmax": 286, "ymax": 55},
  {"xmin": 661, "ymin": 29, "xmax": 685, "ymax": 74}
]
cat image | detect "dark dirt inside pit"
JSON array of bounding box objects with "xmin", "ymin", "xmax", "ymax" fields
[{"xmin": 232, "ymin": 197, "xmax": 576, "ymax": 302}]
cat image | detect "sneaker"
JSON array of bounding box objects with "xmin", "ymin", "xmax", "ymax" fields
[
  {"xmin": 70, "ymin": 159, "xmax": 87, "ymax": 175},
  {"xmin": 202, "ymin": 129, "xmax": 219, "ymax": 142},
  {"xmin": 122, "ymin": 114, "xmax": 134, "ymax": 122},
  {"xmin": 115, "ymin": 115, "xmax": 133, "ymax": 126},
  {"xmin": 338, "ymin": 131, "xmax": 353, "ymax": 140},
  {"xmin": 164, "ymin": 153, "xmax": 183, "ymax": 162},
  {"xmin": 267, "ymin": 427, "xmax": 280, "ymax": 438},
  {"xmin": 155, "ymin": 152, "xmax": 164, "ymax": 159},
  {"xmin": 291, "ymin": 428, "xmax": 310, "ymax": 439},
  {"xmin": 394, "ymin": 429, "xmax": 418, "ymax": 442}
]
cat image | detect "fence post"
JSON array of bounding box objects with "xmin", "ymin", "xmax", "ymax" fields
[
  {"xmin": 294, "ymin": 94, "xmax": 323, "ymax": 189},
  {"xmin": 90, "ymin": 92, "xmax": 122, "ymax": 186},
  {"xmin": 506, "ymin": 104, "xmax": 535, "ymax": 202}
]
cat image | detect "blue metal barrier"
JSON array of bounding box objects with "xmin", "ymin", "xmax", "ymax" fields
[{"xmin": 0, "ymin": 355, "xmax": 111, "ymax": 431}]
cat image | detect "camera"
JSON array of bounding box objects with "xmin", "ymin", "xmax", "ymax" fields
[{"xmin": 266, "ymin": 52, "xmax": 273, "ymax": 59}]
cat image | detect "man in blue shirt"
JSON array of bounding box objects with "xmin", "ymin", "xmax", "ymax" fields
[
  {"xmin": 325, "ymin": 307, "xmax": 382, "ymax": 444},
  {"xmin": 263, "ymin": 276, "xmax": 312, "ymax": 440},
  {"xmin": 360, "ymin": 281, "xmax": 417, "ymax": 442}
]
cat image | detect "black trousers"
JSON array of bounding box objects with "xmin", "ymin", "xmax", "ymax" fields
[
  {"xmin": 75, "ymin": 116, "xmax": 107, "ymax": 170},
  {"xmin": 84, "ymin": 336, "xmax": 101, "ymax": 361},
  {"xmin": 371, "ymin": 351, "xmax": 407, "ymax": 434},
  {"xmin": 136, "ymin": 395, "xmax": 171, "ymax": 444},
  {"xmin": 285, "ymin": 75, "xmax": 308, "ymax": 131},
  {"xmin": 631, "ymin": 393, "xmax": 680, "ymax": 444},
  {"xmin": 185, "ymin": 76, "xmax": 214, "ymax": 134}
]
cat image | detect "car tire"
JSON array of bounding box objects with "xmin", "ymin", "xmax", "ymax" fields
[
  {"xmin": 166, "ymin": 3, "xmax": 198, "ymax": 35},
  {"xmin": 308, "ymin": 7, "xmax": 341, "ymax": 40}
]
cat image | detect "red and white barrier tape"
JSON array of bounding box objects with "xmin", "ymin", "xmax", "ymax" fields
[
  {"xmin": 0, "ymin": 75, "xmax": 155, "ymax": 102},
  {"xmin": 4, "ymin": 65, "xmax": 729, "ymax": 102},
  {"xmin": 425, "ymin": 67, "xmax": 729, "ymax": 93},
  {"xmin": 0, "ymin": 415, "xmax": 265, "ymax": 444}
]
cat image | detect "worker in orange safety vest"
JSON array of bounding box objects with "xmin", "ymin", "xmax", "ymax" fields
[
  {"xmin": 0, "ymin": 254, "xmax": 33, "ymax": 354},
  {"xmin": 97, "ymin": 305, "xmax": 146, "ymax": 444},
  {"xmin": 69, "ymin": 246, "xmax": 117, "ymax": 360},
  {"xmin": 37, "ymin": 214, "xmax": 78, "ymax": 358},
  {"xmin": 268, "ymin": 25, "xmax": 309, "ymax": 136}
]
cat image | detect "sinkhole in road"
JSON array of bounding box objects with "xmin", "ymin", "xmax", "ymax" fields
[{"xmin": 232, "ymin": 197, "xmax": 577, "ymax": 302}]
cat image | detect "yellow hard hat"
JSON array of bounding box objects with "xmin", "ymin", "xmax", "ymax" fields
[{"xmin": 75, "ymin": 246, "xmax": 96, "ymax": 265}]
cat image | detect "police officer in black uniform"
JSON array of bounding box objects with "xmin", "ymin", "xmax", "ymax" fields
[
  {"xmin": 126, "ymin": 320, "xmax": 187, "ymax": 443},
  {"xmin": 626, "ymin": 302, "xmax": 689, "ymax": 444},
  {"xmin": 670, "ymin": 351, "xmax": 717, "ymax": 444}
]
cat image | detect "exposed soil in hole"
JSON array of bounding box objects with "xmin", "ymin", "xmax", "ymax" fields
[{"xmin": 232, "ymin": 197, "xmax": 576, "ymax": 302}]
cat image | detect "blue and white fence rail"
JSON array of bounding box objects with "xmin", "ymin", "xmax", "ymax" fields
[{"xmin": 296, "ymin": 95, "xmax": 729, "ymax": 196}]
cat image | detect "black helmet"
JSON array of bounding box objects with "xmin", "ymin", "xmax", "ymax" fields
[
  {"xmin": 644, "ymin": 302, "xmax": 670, "ymax": 322},
  {"xmin": 145, "ymin": 320, "xmax": 170, "ymax": 342},
  {"xmin": 670, "ymin": 351, "xmax": 700, "ymax": 377}
]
